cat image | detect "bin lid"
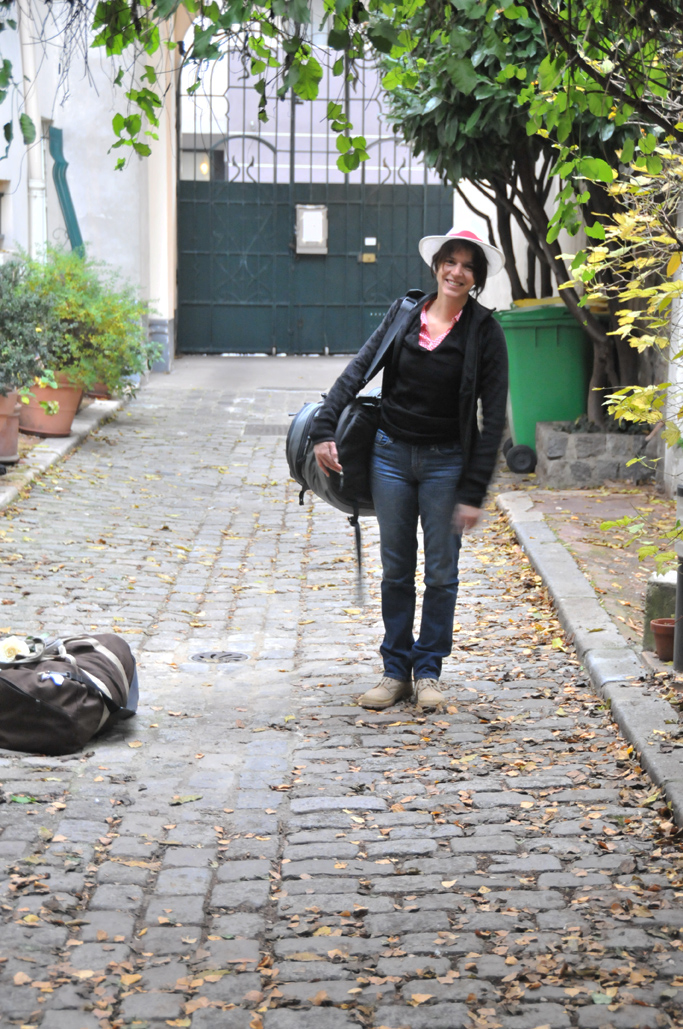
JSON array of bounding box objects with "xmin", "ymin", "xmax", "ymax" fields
[{"xmin": 494, "ymin": 303, "xmax": 581, "ymax": 327}]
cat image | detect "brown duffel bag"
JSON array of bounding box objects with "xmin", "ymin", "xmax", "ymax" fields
[{"xmin": 0, "ymin": 633, "xmax": 139, "ymax": 755}]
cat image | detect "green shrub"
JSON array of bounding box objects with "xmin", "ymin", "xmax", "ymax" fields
[
  {"xmin": 0, "ymin": 261, "xmax": 60, "ymax": 394},
  {"xmin": 23, "ymin": 249, "xmax": 161, "ymax": 395}
]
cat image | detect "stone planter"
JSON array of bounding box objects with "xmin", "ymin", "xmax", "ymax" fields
[{"xmin": 536, "ymin": 421, "xmax": 658, "ymax": 488}]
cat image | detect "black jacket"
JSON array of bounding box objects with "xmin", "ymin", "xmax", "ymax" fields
[{"xmin": 310, "ymin": 293, "xmax": 508, "ymax": 509}]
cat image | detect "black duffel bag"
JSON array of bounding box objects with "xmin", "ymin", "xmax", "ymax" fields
[{"xmin": 0, "ymin": 633, "xmax": 139, "ymax": 755}]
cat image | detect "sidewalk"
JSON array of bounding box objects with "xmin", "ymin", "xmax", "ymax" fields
[{"xmin": 0, "ymin": 358, "xmax": 682, "ymax": 1029}]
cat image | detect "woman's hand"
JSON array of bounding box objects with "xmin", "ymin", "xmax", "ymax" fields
[
  {"xmin": 314, "ymin": 441, "xmax": 342, "ymax": 477},
  {"xmin": 452, "ymin": 503, "xmax": 481, "ymax": 534}
]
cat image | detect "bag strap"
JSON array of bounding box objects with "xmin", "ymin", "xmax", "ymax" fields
[
  {"xmin": 360, "ymin": 289, "xmax": 427, "ymax": 388},
  {"xmin": 60, "ymin": 635, "xmax": 129, "ymax": 694}
]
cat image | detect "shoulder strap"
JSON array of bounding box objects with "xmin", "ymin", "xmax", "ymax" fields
[{"xmin": 360, "ymin": 289, "xmax": 427, "ymax": 388}]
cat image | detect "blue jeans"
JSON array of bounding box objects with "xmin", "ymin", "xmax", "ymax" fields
[{"xmin": 370, "ymin": 428, "xmax": 463, "ymax": 681}]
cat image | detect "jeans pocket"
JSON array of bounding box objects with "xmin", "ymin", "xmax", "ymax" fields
[
  {"xmin": 375, "ymin": 428, "xmax": 393, "ymax": 447},
  {"xmin": 434, "ymin": 441, "xmax": 459, "ymax": 455}
]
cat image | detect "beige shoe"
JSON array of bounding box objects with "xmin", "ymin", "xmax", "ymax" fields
[
  {"xmin": 358, "ymin": 676, "xmax": 412, "ymax": 710},
  {"xmin": 414, "ymin": 678, "xmax": 444, "ymax": 710}
]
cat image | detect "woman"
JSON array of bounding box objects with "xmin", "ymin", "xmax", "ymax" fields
[{"xmin": 311, "ymin": 228, "xmax": 508, "ymax": 711}]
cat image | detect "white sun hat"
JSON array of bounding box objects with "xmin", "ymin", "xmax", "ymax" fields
[{"xmin": 418, "ymin": 228, "xmax": 505, "ymax": 277}]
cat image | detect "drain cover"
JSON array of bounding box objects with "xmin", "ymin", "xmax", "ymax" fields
[{"xmin": 191, "ymin": 651, "xmax": 249, "ymax": 664}]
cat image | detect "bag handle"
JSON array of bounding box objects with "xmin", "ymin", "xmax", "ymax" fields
[
  {"xmin": 360, "ymin": 289, "xmax": 427, "ymax": 388},
  {"xmin": 0, "ymin": 636, "xmax": 58, "ymax": 669}
]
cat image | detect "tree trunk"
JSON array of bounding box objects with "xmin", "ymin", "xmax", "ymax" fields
[{"xmin": 495, "ymin": 197, "xmax": 527, "ymax": 300}]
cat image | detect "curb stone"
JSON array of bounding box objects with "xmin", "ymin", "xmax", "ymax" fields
[
  {"xmin": 0, "ymin": 398, "xmax": 123, "ymax": 513},
  {"xmin": 498, "ymin": 490, "xmax": 683, "ymax": 825}
]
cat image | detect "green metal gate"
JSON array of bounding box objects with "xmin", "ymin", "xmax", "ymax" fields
[{"xmin": 177, "ymin": 47, "xmax": 452, "ymax": 354}]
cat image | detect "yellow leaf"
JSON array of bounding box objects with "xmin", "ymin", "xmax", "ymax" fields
[
  {"xmin": 127, "ymin": 741, "xmax": 143, "ymax": 748},
  {"xmin": 441, "ymin": 880, "xmax": 457, "ymax": 888},
  {"xmin": 667, "ymin": 252, "xmax": 681, "ymax": 277},
  {"xmin": 310, "ymin": 990, "xmax": 329, "ymax": 1005},
  {"xmin": 166, "ymin": 1021, "xmax": 192, "ymax": 1028},
  {"xmin": 520, "ymin": 801, "xmax": 535, "ymax": 809},
  {"xmin": 74, "ymin": 970, "xmax": 94, "ymax": 979},
  {"xmin": 334, "ymin": 862, "xmax": 347, "ymax": 869},
  {"xmin": 313, "ymin": 926, "xmax": 332, "ymax": 936},
  {"xmin": 120, "ymin": 974, "xmax": 142, "ymax": 986},
  {"xmin": 13, "ymin": 972, "xmax": 31, "ymax": 986}
]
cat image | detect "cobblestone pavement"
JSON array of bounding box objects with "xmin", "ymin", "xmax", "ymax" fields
[{"xmin": 0, "ymin": 365, "xmax": 682, "ymax": 1029}]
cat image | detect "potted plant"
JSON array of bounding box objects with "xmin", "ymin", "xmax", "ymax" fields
[
  {"xmin": 22, "ymin": 249, "xmax": 161, "ymax": 405},
  {"xmin": 0, "ymin": 262, "xmax": 59, "ymax": 456}
]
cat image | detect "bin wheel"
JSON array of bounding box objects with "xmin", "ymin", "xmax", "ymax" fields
[
  {"xmin": 502, "ymin": 437, "xmax": 513, "ymax": 457},
  {"xmin": 506, "ymin": 444, "xmax": 537, "ymax": 474}
]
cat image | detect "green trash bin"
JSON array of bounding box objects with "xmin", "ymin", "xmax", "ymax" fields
[{"xmin": 494, "ymin": 303, "xmax": 592, "ymax": 472}]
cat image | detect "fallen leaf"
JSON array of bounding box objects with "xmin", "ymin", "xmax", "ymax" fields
[
  {"xmin": 13, "ymin": 972, "xmax": 31, "ymax": 986},
  {"xmin": 441, "ymin": 880, "xmax": 457, "ymax": 888},
  {"xmin": 127, "ymin": 741, "xmax": 143, "ymax": 748},
  {"xmin": 170, "ymin": 794, "xmax": 203, "ymax": 806},
  {"xmin": 249, "ymin": 1017, "xmax": 264, "ymax": 1029},
  {"xmin": 184, "ymin": 997, "xmax": 210, "ymax": 1014},
  {"xmin": 310, "ymin": 989, "xmax": 328, "ymax": 1005},
  {"xmin": 120, "ymin": 974, "xmax": 142, "ymax": 986},
  {"xmin": 313, "ymin": 926, "xmax": 332, "ymax": 936},
  {"xmin": 74, "ymin": 970, "xmax": 94, "ymax": 979},
  {"xmin": 166, "ymin": 1021, "xmax": 191, "ymax": 1028},
  {"xmin": 243, "ymin": 990, "xmax": 264, "ymax": 1003},
  {"xmin": 410, "ymin": 993, "xmax": 433, "ymax": 1006}
]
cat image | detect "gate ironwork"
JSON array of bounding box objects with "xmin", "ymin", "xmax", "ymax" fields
[{"xmin": 178, "ymin": 42, "xmax": 452, "ymax": 354}]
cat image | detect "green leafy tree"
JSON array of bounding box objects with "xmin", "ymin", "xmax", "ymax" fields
[
  {"xmin": 525, "ymin": 1, "xmax": 683, "ymax": 141},
  {"xmin": 382, "ymin": 0, "xmax": 653, "ymax": 422},
  {"xmin": 509, "ymin": 0, "xmax": 683, "ymax": 238}
]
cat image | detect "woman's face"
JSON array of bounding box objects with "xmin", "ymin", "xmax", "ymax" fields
[{"xmin": 435, "ymin": 246, "xmax": 476, "ymax": 303}]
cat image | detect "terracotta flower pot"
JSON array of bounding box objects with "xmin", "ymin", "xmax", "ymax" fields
[
  {"xmin": 18, "ymin": 375, "xmax": 83, "ymax": 438},
  {"xmin": 86, "ymin": 382, "xmax": 112, "ymax": 400},
  {"xmin": 0, "ymin": 409, "xmax": 20, "ymax": 463},
  {"xmin": 0, "ymin": 390, "xmax": 19, "ymax": 416},
  {"xmin": 651, "ymin": 617, "xmax": 675, "ymax": 662}
]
